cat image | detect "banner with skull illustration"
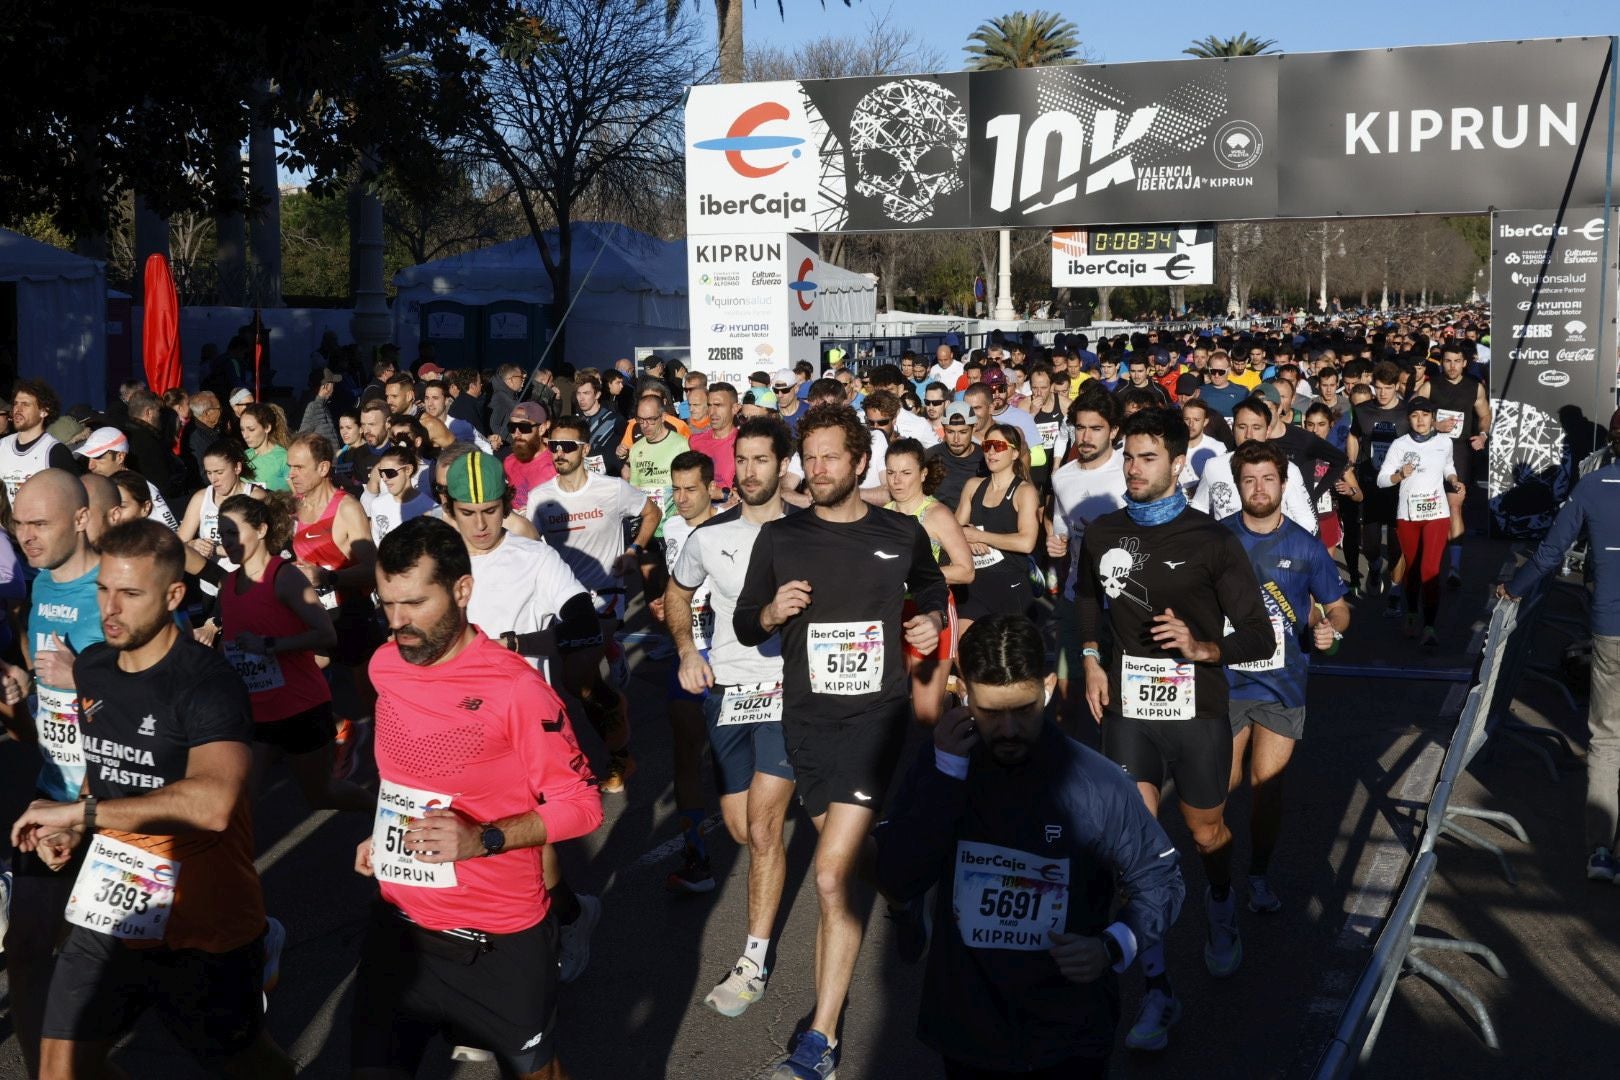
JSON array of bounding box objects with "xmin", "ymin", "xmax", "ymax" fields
[{"xmin": 684, "ymin": 37, "xmax": 1614, "ymax": 236}]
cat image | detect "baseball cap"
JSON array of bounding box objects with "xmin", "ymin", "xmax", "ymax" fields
[
  {"xmin": 1254, "ymin": 382, "xmax": 1282, "ymax": 405},
  {"xmin": 446, "ymin": 450, "xmax": 507, "ymax": 504},
  {"xmin": 1175, "ymin": 373, "xmax": 1203, "ymax": 397},
  {"xmin": 743, "ymin": 388, "xmax": 778, "ymax": 409},
  {"xmin": 944, "ymin": 402, "xmax": 973, "ymax": 425},
  {"xmin": 981, "ymin": 366, "xmax": 1007, "ymax": 387},
  {"xmin": 418, "ymin": 363, "xmax": 444, "ymax": 379},
  {"xmin": 228, "ymin": 387, "xmax": 254, "ymax": 406},
  {"xmin": 772, "ymin": 368, "xmax": 794, "ymax": 389},
  {"xmin": 76, "ymin": 426, "xmax": 129, "ymax": 458},
  {"xmin": 50, "ymin": 416, "xmax": 86, "ymax": 447},
  {"xmin": 1405, "ymin": 396, "xmax": 1437, "ymax": 415},
  {"xmin": 509, "ymin": 401, "xmax": 548, "ymax": 425}
]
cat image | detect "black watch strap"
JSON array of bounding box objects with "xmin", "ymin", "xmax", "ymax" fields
[{"xmin": 1102, "ymin": 930, "xmax": 1124, "ymax": 966}]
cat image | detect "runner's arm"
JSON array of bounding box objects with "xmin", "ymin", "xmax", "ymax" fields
[
  {"xmin": 926, "ymin": 504, "xmax": 976, "ymax": 586},
  {"xmin": 261, "ymin": 561, "xmax": 338, "ymax": 653},
  {"xmin": 19, "ymin": 740, "xmax": 252, "ymax": 840},
  {"xmin": 873, "ymin": 739, "xmax": 972, "ymax": 903},
  {"xmin": 329, "ymin": 496, "xmax": 379, "ymax": 591},
  {"xmin": 515, "ymin": 681, "xmax": 603, "ymax": 846},
  {"xmin": 1088, "ymin": 755, "xmax": 1186, "ymax": 969},
  {"xmin": 1504, "ymin": 490, "xmax": 1589, "ymax": 598},
  {"xmin": 664, "ymin": 579, "xmax": 699, "ymax": 656},
  {"xmin": 630, "ymin": 496, "xmax": 661, "ymax": 550},
  {"xmin": 1213, "ymin": 530, "xmax": 1276, "ymax": 666},
  {"xmin": 733, "ymin": 530, "xmax": 778, "ymax": 647},
  {"xmin": 905, "ymin": 520, "xmax": 949, "ymax": 623}
]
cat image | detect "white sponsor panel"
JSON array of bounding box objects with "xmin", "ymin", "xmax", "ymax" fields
[
  {"xmin": 1052, "ymin": 226, "xmax": 1215, "ymax": 288},
  {"xmin": 688, "ymin": 235, "xmax": 790, "ymax": 387},
  {"xmin": 685, "ymin": 83, "xmax": 823, "ymax": 236}
]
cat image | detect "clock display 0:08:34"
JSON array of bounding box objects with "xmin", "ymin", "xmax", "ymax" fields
[{"xmin": 1089, "ymin": 229, "xmax": 1177, "ymax": 253}]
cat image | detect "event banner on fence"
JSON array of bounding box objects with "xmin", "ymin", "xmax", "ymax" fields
[
  {"xmin": 685, "ymin": 37, "xmax": 1614, "ymax": 236},
  {"xmin": 1488, "ymin": 207, "xmax": 1619, "ymax": 535},
  {"xmin": 685, "ymin": 233, "xmax": 822, "ymax": 387}
]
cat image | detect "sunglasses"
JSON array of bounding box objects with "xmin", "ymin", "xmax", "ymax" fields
[
  {"xmin": 981, "ymin": 439, "xmax": 1013, "ymax": 454},
  {"xmin": 1209, "ymin": 368, "xmax": 1229, "ymax": 375},
  {"xmin": 376, "ymin": 467, "xmax": 407, "ymax": 480},
  {"xmin": 509, "ymin": 422, "xmax": 539, "ymax": 434},
  {"xmin": 546, "ymin": 439, "xmax": 583, "ymax": 454},
  {"xmin": 925, "ymin": 399, "xmax": 946, "ymax": 407},
  {"xmin": 866, "ymin": 416, "xmax": 893, "ymax": 427}
]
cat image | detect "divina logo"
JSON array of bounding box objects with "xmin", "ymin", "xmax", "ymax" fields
[
  {"xmin": 790, "ymin": 258, "xmax": 817, "ymax": 311},
  {"xmin": 693, "ymin": 102, "xmax": 805, "ymax": 179}
]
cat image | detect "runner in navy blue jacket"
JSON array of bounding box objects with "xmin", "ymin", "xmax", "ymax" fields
[{"xmin": 876, "ymin": 616, "xmax": 1185, "ymax": 1078}]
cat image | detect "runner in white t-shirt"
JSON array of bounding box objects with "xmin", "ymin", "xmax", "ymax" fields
[
  {"xmin": 1378, "ymin": 397, "xmax": 1464, "ymax": 649},
  {"xmin": 361, "ymin": 444, "xmax": 435, "ymax": 548}
]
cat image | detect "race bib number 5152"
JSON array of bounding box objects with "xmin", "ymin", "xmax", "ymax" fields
[{"xmin": 807, "ymin": 621, "xmax": 884, "ymax": 696}]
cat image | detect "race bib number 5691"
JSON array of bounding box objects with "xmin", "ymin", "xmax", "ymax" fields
[{"xmin": 952, "ymin": 840, "xmax": 1069, "ymax": 951}]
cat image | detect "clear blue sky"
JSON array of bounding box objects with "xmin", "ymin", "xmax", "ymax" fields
[{"xmin": 719, "ymin": 0, "xmax": 1614, "ymax": 68}]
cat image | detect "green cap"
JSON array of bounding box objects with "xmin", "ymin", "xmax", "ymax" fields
[{"xmin": 447, "ymin": 451, "xmax": 506, "ymax": 505}]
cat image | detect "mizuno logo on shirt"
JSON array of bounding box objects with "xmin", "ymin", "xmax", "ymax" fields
[
  {"xmin": 873, "ymin": 551, "xmax": 899, "ymax": 560},
  {"xmin": 457, "ymin": 698, "xmax": 483, "ymax": 711},
  {"xmin": 1164, "ymin": 560, "xmax": 1185, "ymax": 569}
]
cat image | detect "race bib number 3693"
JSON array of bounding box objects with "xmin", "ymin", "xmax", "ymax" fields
[
  {"xmin": 806, "ymin": 621, "xmax": 884, "ymax": 696},
  {"xmin": 1121, "ymin": 654, "xmax": 1196, "ymax": 721},
  {"xmin": 952, "ymin": 840, "xmax": 1069, "ymax": 951},
  {"xmin": 65, "ymin": 834, "xmax": 179, "ymax": 941},
  {"xmin": 372, "ymin": 780, "xmax": 458, "ymax": 889}
]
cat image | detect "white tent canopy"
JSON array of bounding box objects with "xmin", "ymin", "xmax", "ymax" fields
[
  {"xmin": 0, "ymin": 229, "xmax": 107, "ymax": 407},
  {"xmin": 392, "ymin": 222, "xmax": 877, "ymax": 369}
]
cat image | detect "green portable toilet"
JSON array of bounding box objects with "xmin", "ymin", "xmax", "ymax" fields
[
  {"xmin": 420, "ymin": 301, "xmax": 480, "ymax": 369},
  {"xmin": 480, "ymin": 301, "xmax": 549, "ymax": 374}
]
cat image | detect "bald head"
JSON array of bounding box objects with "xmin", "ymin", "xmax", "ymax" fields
[
  {"xmin": 17, "ymin": 467, "xmax": 88, "ymax": 515},
  {"xmin": 80, "ymin": 473, "xmax": 119, "ymax": 546},
  {"xmin": 13, "ymin": 468, "xmax": 90, "ymax": 571}
]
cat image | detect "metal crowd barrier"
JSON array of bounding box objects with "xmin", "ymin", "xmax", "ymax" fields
[{"xmin": 1313, "ymin": 556, "xmax": 1582, "ymax": 1076}]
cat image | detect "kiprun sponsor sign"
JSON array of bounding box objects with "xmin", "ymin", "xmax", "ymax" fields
[
  {"xmin": 1488, "ymin": 207, "xmax": 1619, "ymax": 536},
  {"xmin": 685, "ymin": 37, "xmax": 1614, "ymax": 235},
  {"xmin": 687, "ymin": 234, "xmax": 823, "ymax": 386},
  {"xmin": 1051, "ymin": 225, "xmax": 1216, "ymax": 287}
]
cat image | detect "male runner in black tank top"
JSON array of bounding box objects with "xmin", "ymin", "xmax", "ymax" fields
[
  {"xmin": 1416, "ymin": 343, "xmax": 1490, "ymax": 587},
  {"xmin": 1076, "ymin": 406, "xmax": 1273, "ymax": 1052}
]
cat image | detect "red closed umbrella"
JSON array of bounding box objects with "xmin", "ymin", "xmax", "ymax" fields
[{"xmin": 141, "ymin": 254, "xmax": 182, "ymax": 395}]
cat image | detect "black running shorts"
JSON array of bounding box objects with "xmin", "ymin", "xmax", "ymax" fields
[
  {"xmin": 252, "ymin": 702, "xmax": 336, "ymax": 755},
  {"xmin": 782, "ymin": 704, "xmax": 908, "ymax": 818},
  {"xmin": 350, "ymin": 902, "xmax": 560, "ymax": 1076},
  {"xmin": 42, "ymin": 924, "xmax": 266, "ymax": 1062},
  {"xmin": 1102, "ymin": 713, "xmax": 1233, "ymax": 810}
]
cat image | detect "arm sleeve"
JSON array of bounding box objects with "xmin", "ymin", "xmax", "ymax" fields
[
  {"xmin": 1083, "ymin": 757, "xmax": 1185, "ymax": 955},
  {"xmin": 873, "ymin": 742, "xmax": 971, "ymax": 903},
  {"xmin": 904, "ymin": 519, "xmax": 949, "ymax": 618},
  {"xmin": 1213, "ymin": 531, "xmax": 1275, "ymax": 666},
  {"xmin": 1375, "ymin": 437, "xmax": 1406, "ymax": 488},
  {"xmin": 733, "ymin": 524, "xmax": 778, "ymax": 647},
  {"xmin": 1283, "ymin": 465, "xmax": 1319, "ymax": 535},
  {"xmin": 513, "ymin": 676, "xmax": 604, "ymax": 845},
  {"xmin": 1507, "ymin": 490, "xmax": 1588, "ymax": 596}
]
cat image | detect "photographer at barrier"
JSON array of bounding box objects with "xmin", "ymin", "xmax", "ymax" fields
[{"xmin": 1497, "ymin": 408, "xmax": 1620, "ymax": 883}]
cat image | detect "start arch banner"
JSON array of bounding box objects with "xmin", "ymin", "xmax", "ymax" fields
[{"xmin": 685, "ymin": 37, "xmax": 1616, "ymax": 236}]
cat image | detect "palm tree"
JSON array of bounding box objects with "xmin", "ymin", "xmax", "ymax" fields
[
  {"xmin": 659, "ymin": 1, "xmax": 855, "ymax": 84},
  {"xmin": 964, "ymin": 11, "xmax": 1084, "ymax": 70},
  {"xmin": 1183, "ymin": 32, "xmax": 1278, "ymax": 58}
]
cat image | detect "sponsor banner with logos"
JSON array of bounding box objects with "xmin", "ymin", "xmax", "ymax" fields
[
  {"xmin": 1052, "ymin": 225, "xmax": 1215, "ymax": 287},
  {"xmin": 687, "ymin": 235, "xmax": 790, "ymax": 386},
  {"xmin": 1488, "ymin": 207, "xmax": 1619, "ymax": 535},
  {"xmin": 785, "ymin": 234, "xmax": 822, "ymax": 373},
  {"xmin": 686, "ymin": 37, "xmax": 1613, "ymax": 236}
]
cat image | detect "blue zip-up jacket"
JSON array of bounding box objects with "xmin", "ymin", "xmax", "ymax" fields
[
  {"xmin": 1508, "ymin": 459, "xmax": 1620, "ymax": 636},
  {"xmin": 875, "ymin": 724, "xmax": 1185, "ymax": 1070}
]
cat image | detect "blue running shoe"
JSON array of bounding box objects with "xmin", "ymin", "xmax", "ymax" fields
[{"xmin": 770, "ymin": 1029, "xmax": 838, "ymax": 1080}]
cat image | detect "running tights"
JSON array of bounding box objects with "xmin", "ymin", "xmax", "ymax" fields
[{"xmin": 1396, "ymin": 518, "xmax": 1449, "ymax": 628}]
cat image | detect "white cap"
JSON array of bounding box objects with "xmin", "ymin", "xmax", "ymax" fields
[{"xmin": 75, "ymin": 426, "xmax": 129, "ymax": 458}]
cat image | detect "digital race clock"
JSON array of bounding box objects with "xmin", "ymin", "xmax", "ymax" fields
[{"xmin": 1087, "ymin": 228, "xmax": 1179, "ymax": 253}]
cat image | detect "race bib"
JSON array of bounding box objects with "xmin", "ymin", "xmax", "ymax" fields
[
  {"xmin": 716, "ymin": 681, "xmax": 784, "ymax": 726},
  {"xmin": 223, "ymin": 644, "xmax": 286, "ymax": 694},
  {"xmin": 372, "ymin": 780, "xmax": 458, "ymax": 889},
  {"xmin": 1436, "ymin": 408, "xmax": 1466, "ymax": 440},
  {"xmin": 1406, "ymin": 488, "xmax": 1445, "ymax": 521},
  {"xmin": 64, "ymin": 834, "xmax": 178, "ymax": 941},
  {"xmin": 1231, "ymin": 614, "xmax": 1287, "ymax": 673},
  {"xmin": 37, "ymin": 684, "xmax": 84, "ymax": 770},
  {"xmin": 585, "ymin": 454, "xmax": 607, "ymax": 475},
  {"xmin": 952, "ymin": 840, "xmax": 1069, "ymax": 951},
  {"xmin": 691, "ymin": 598, "xmax": 716, "ymax": 652},
  {"xmin": 971, "ymin": 548, "xmax": 1005, "ymax": 570},
  {"xmin": 807, "ymin": 621, "xmax": 884, "ymax": 696},
  {"xmin": 1035, "ymin": 420, "xmax": 1062, "ymax": 450},
  {"xmin": 1121, "ymin": 654, "xmax": 1196, "ymax": 721},
  {"xmin": 315, "ymin": 585, "xmax": 340, "ymax": 611}
]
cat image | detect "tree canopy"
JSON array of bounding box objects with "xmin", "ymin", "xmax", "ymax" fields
[
  {"xmin": 1183, "ymin": 33, "xmax": 1279, "ymax": 58},
  {"xmin": 964, "ymin": 11, "xmax": 1084, "ymax": 70}
]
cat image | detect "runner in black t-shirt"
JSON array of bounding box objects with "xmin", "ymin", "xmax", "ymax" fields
[
  {"xmin": 1416, "ymin": 343, "xmax": 1491, "ymax": 587},
  {"xmin": 1075, "ymin": 407, "xmax": 1273, "ymax": 1053},
  {"xmin": 1346, "ymin": 362, "xmax": 1408, "ymax": 600},
  {"xmin": 9, "ymin": 520, "xmax": 294, "ymax": 1079},
  {"xmin": 735, "ymin": 403, "xmax": 948, "ymax": 1080}
]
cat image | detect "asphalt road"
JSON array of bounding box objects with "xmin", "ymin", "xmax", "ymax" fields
[{"xmin": 5, "ymin": 532, "xmax": 1599, "ymax": 1079}]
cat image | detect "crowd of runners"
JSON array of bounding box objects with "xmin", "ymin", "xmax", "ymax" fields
[{"xmin": 0, "ymin": 305, "xmax": 1519, "ymax": 1078}]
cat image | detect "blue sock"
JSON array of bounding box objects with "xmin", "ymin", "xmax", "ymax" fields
[
  {"xmin": 681, "ymin": 808, "xmax": 707, "ymax": 855},
  {"xmin": 1449, "ymin": 546, "xmax": 1462, "ymax": 570}
]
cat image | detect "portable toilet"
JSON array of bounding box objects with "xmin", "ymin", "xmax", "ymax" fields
[
  {"xmin": 420, "ymin": 301, "xmax": 479, "ymax": 370},
  {"xmin": 480, "ymin": 300, "xmax": 548, "ymax": 374}
]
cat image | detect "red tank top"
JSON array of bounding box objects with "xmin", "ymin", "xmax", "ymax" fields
[
  {"xmin": 218, "ymin": 556, "xmax": 332, "ymax": 723},
  {"xmin": 293, "ymin": 491, "xmax": 350, "ymax": 571}
]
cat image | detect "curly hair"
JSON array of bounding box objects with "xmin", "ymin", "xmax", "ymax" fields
[{"xmin": 795, "ymin": 403, "xmax": 869, "ymax": 474}]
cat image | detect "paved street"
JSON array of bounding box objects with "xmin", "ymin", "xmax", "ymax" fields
[{"xmin": 2, "ymin": 535, "xmax": 1616, "ymax": 1078}]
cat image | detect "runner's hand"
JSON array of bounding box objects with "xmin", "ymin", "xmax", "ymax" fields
[
  {"xmin": 762, "ymin": 580, "xmax": 812, "ymax": 630},
  {"xmin": 0, "ymin": 661, "xmax": 30, "ymax": 705},
  {"xmin": 648, "ymin": 596, "xmax": 666, "ymax": 623},
  {"xmin": 934, "ymin": 703, "xmax": 978, "ymax": 757},
  {"xmin": 409, "ymin": 808, "xmax": 481, "ymax": 863},
  {"xmin": 34, "ymin": 633, "xmax": 76, "ymax": 690},
  {"xmin": 35, "ymin": 827, "xmax": 80, "ymax": 871},
  {"xmin": 1312, "ymin": 619, "xmax": 1337, "ymax": 651},
  {"xmin": 1046, "ymin": 533, "xmax": 1068, "ymax": 558},
  {"xmin": 1494, "ymin": 583, "xmax": 1520, "ymax": 602},
  {"xmin": 678, "ymin": 650, "xmax": 715, "ymax": 695},
  {"xmin": 1150, "ymin": 608, "xmax": 1209, "ymax": 662},
  {"xmin": 193, "ymin": 621, "xmax": 220, "ymax": 648},
  {"xmin": 10, "ymin": 799, "xmax": 85, "ymax": 852},
  {"xmin": 1048, "ymin": 931, "xmax": 1110, "ymax": 984},
  {"xmin": 612, "ymin": 549, "xmax": 641, "ymax": 576},
  {"xmin": 1469, "ymin": 434, "xmax": 1487, "ymax": 451},
  {"xmin": 187, "ymin": 537, "xmax": 217, "ymax": 560},
  {"xmin": 1083, "ymin": 661, "xmax": 1108, "ymax": 724},
  {"xmin": 355, "ymin": 836, "xmax": 375, "ymax": 877},
  {"xmin": 969, "ymin": 541, "xmax": 990, "ymax": 556},
  {"xmin": 903, "ymin": 611, "xmax": 941, "ymax": 655}
]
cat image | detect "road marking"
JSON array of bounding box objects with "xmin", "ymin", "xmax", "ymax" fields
[
  {"xmin": 257, "ymin": 810, "xmax": 337, "ymax": 875},
  {"xmin": 289, "ymin": 967, "xmax": 358, "ymax": 1065}
]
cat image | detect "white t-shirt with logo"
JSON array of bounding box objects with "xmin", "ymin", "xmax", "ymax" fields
[
  {"xmin": 467, "ymin": 533, "xmax": 589, "ymax": 670},
  {"xmin": 663, "ymin": 511, "xmax": 715, "ymax": 651},
  {"xmin": 0, "ymin": 432, "xmax": 61, "ymax": 501},
  {"xmin": 1191, "ymin": 450, "xmax": 1319, "ymax": 534},
  {"xmin": 1381, "ymin": 434, "xmax": 1457, "ymax": 523},
  {"xmin": 671, "ymin": 506, "xmax": 784, "ymax": 686},
  {"xmin": 527, "ymin": 472, "xmax": 651, "ymax": 593},
  {"xmin": 1049, "ymin": 453, "xmax": 1128, "ymax": 601}
]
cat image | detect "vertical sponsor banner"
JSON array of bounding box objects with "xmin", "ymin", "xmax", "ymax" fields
[
  {"xmin": 685, "ymin": 82, "xmax": 836, "ymax": 235},
  {"xmin": 785, "ymin": 235, "xmax": 821, "ymax": 373},
  {"xmin": 1052, "ymin": 225, "xmax": 1215, "ymax": 287},
  {"xmin": 687, "ymin": 235, "xmax": 790, "ymax": 387},
  {"xmin": 1488, "ymin": 208, "xmax": 1619, "ymax": 536}
]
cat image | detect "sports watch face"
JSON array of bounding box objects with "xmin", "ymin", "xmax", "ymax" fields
[{"xmin": 481, "ymin": 826, "xmax": 506, "ymax": 855}]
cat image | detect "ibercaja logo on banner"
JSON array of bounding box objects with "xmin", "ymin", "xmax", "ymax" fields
[{"xmin": 686, "ymin": 83, "xmax": 827, "ymax": 235}]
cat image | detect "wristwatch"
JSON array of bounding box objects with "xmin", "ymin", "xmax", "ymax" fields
[
  {"xmin": 81, "ymin": 794, "xmax": 98, "ymax": 833},
  {"xmin": 1102, "ymin": 930, "xmax": 1124, "ymax": 966},
  {"xmin": 501, "ymin": 631, "xmax": 519, "ymax": 652},
  {"xmin": 479, "ymin": 823, "xmax": 506, "ymax": 856}
]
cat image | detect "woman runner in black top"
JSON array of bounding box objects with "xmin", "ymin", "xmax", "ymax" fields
[{"xmin": 955, "ymin": 423, "xmax": 1039, "ymax": 628}]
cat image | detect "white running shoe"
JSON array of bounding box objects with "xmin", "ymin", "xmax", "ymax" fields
[
  {"xmin": 704, "ymin": 955, "xmax": 769, "ymax": 1018},
  {"xmin": 559, "ymin": 893, "xmax": 601, "ymax": 984},
  {"xmin": 1125, "ymin": 987, "xmax": 1182, "ymax": 1051}
]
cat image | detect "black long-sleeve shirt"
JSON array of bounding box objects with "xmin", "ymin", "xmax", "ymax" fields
[
  {"xmin": 1076, "ymin": 505, "xmax": 1273, "ymax": 722},
  {"xmin": 1272, "ymin": 423, "xmax": 1349, "ymax": 501},
  {"xmin": 735, "ymin": 504, "xmax": 947, "ymax": 722}
]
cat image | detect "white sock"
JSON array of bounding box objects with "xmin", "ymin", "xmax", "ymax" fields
[{"xmin": 744, "ymin": 935, "xmax": 769, "ymax": 970}]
